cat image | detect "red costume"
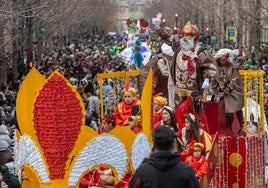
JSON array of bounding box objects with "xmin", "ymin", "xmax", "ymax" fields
[
  {"xmin": 153, "ymin": 109, "xmax": 163, "ymax": 126},
  {"xmin": 175, "ymin": 95, "xmax": 210, "ymax": 133},
  {"xmin": 113, "ymin": 82, "xmax": 140, "ymax": 126},
  {"xmin": 153, "ymin": 120, "xmax": 163, "ymax": 130},
  {"xmin": 79, "ymin": 170, "xmax": 102, "ymax": 188},
  {"xmin": 131, "ymin": 126, "xmax": 143, "ymax": 134},
  {"xmin": 114, "ymin": 172, "xmax": 132, "ymax": 188},
  {"xmin": 113, "ymin": 100, "xmax": 140, "ymax": 126},
  {"xmin": 184, "ymin": 155, "xmax": 208, "ymax": 178},
  {"xmin": 184, "ymin": 142, "xmax": 208, "ymax": 179}
]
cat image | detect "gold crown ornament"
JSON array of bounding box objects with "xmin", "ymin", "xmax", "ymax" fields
[{"xmin": 181, "ymin": 21, "xmax": 200, "ymax": 41}]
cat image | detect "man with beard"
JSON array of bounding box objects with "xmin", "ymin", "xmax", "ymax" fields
[
  {"xmin": 139, "ymin": 26, "xmax": 176, "ymax": 108},
  {"xmin": 175, "ymin": 91, "xmax": 210, "ymax": 133},
  {"xmin": 170, "ymin": 21, "xmax": 216, "ymax": 107}
]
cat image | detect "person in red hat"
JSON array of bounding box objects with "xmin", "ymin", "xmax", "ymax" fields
[
  {"xmin": 170, "ymin": 21, "xmax": 216, "ymax": 106},
  {"xmin": 184, "ymin": 142, "xmax": 209, "ymax": 179},
  {"xmin": 98, "ymin": 114, "xmax": 116, "ymax": 134},
  {"xmin": 113, "ymin": 82, "xmax": 140, "ymax": 126}
]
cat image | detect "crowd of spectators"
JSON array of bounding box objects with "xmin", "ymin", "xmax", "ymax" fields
[{"xmin": 1, "ymin": 32, "xmax": 268, "ymax": 186}]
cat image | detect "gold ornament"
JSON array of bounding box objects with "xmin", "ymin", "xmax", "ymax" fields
[
  {"xmin": 229, "ymin": 153, "xmax": 243, "ymax": 167},
  {"xmin": 232, "ymin": 183, "xmax": 239, "ymax": 188}
]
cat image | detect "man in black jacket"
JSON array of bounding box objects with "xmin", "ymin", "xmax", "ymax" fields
[{"xmin": 129, "ymin": 126, "xmax": 200, "ymax": 188}]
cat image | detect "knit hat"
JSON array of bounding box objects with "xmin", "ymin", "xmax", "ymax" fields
[
  {"xmin": 158, "ymin": 27, "xmax": 173, "ymax": 41},
  {"xmin": 153, "ymin": 126, "xmax": 176, "ymax": 150}
]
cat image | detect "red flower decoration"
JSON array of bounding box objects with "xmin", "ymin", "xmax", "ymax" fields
[{"xmin": 33, "ymin": 74, "xmax": 83, "ymax": 179}]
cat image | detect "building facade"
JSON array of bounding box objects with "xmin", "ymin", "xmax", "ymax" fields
[{"xmin": 110, "ymin": 0, "xmax": 152, "ymax": 34}]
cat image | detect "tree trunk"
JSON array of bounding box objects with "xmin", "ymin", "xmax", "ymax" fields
[{"xmin": 0, "ymin": 18, "xmax": 7, "ymax": 83}]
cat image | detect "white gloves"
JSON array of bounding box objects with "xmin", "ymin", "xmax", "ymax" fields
[{"xmin": 202, "ymin": 78, "xmax": 210, "ymax": 89}]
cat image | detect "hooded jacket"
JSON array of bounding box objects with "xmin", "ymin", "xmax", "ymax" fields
[{"xmin": 129, "ymin": 151, "xmax": 200, "ymax": 188}]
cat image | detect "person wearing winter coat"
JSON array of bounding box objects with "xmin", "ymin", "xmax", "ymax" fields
[{"xmin": 129, "ymin": 126, "xmax": 200, "ymax": 188}]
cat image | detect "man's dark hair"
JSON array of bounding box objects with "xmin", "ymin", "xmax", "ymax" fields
[
  {"xmin": 153, "ymin": 126, "xmax": 176, "ymax": 151},
  {"xmin": 191, "ymin": 91, "xmax": 203, "ymax": 113}
]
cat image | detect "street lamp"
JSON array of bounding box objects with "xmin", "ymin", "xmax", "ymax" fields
[
  {"xmin": 162, "ymin": 18, "xmax": 166, "ymax": 27},
  {"xmin": 206, "ymin": 27, "xmax": 210, "ymax": 45},
  {"xmin": 175, "ymin": 14, "xmax": 178, "ymax": 27},
  {"xmin": 174, "ymin": 13, "xmax": 178, "ymax": 34}
]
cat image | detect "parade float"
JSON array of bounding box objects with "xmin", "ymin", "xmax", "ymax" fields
[
  {"xmin": 14, "ymin": 68, "xmax": 153, "ymax": 188},
  {"xmin": 14, "ymin": 67, "xmax": 266, "ymax": 187},
  {"xmin": 203, "ymin": 70, "xmax": 266, "ymax": 188},
  {"xmin": 119, "ymin": 16, "xmax": 152, "ymax": 67}
]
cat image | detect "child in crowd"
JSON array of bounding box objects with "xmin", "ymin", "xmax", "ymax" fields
[{"xmin": 98, "ymin": 114, "xmax": 116, "ymax": 134}]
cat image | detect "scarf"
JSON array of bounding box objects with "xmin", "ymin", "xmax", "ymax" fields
[{"xmin": 182, "ymin": 53, "xmax": 197, "ymax": 75}]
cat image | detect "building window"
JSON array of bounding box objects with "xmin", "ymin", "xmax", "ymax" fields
[{"xmin": 261, "ymin": 27, "xmax": 268, "ymax": 43}]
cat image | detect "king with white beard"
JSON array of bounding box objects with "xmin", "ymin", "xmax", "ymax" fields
[{"xmin": 170, "ymin": 21, "xmax": 216, "ymax": 106}]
